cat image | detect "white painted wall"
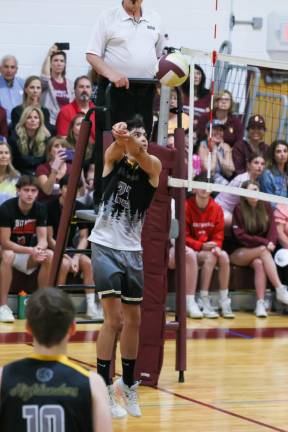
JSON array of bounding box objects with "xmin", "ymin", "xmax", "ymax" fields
[
  {"xmin": 0, "ymin": 0, "xmax": 287, "ymax": 82},
  {"xmin": 230, "ymin": 0, "xmax": 288, "ymax": 60}
]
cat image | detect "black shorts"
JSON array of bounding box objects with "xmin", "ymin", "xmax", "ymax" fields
[{"xmin": 91, "ymin": 243, "xmax": 143, "ymax": 304}]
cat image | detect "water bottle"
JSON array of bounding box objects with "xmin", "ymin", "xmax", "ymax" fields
[{"xmin": 18, "ymin": 291, "xmax": 28, "ymax": 319}]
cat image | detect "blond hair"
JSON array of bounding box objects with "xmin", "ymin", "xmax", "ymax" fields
[{"xmin": 15, "ymin": 106, "xmax": 46, "ymax": 156}]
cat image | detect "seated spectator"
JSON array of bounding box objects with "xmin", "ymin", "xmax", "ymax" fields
[
  {"xmin": 198, "ymin": 119, "xmax": 234, "ymax": 184},
  {"xmin": 197, "ymin": 90, "xmax": 243, "ymax": 147},
  {"xmin": 230, "ymin": 180, "xmax": 288, "ymax": 317},
  {"xmin": 0, "ymin": 175, "xmax": 53, "ymax": 323},
  {"xmin": 259, "ymin": 140, "xmax": 288, "ymax": 208},
  {"xmin": 274, "ymin": 203, "xmax": 288, "ymax": 284},
  {"xmin": 41, "ymin": 44, "xmax": 73, "ymax": 125},
  {"xmin": 36, "ymin": 136, "xmax": 72, "ymax": 202},
  {"xmin": 0, "ymin": 138, "xmax": 20, "ymax": 205},
  {"xmin": 185, "ymin": 173, "xmax": 234, "ymax": 318},
  {"xmin": 47, "ymin": 175, "xmax": 102, "ymax": 320},
  {"xmin": 168, "ymin": 89, "xmax": 190, "ymax": 134},
  {"xmin": 66, "ymin": 113, "xmax": 93, "ymax": 172},
  {"xmin": 0, "ymin": 107, "xmax": 8, "ymax": 138},
  {"xmin": 11, "ymin": 75, "xmax": 54, "ymax": 135},
  {"xmin": 216, "ymin": 153, "xmax": 265, "ymax": 228},
  {"xmin": 8, "ymin": 106, "xmax": 49, "ymax": 175},
  {"xmin": 232, "ymin": 114, "xmax": 269, "ymax": 175},
  {"xmin": 0, "ymin": 55, "xmax": 24, "ymax": 124},
  {"xmin": 56, "ymin": 76, "xmax": 96, "ymax": 143},
  {"xmin": 181, "ymin": 64, "xmax": 211, "ymax": 125}
]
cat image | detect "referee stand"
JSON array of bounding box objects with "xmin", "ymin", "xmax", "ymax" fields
[{"xmin": 48, "ymin": 80, "xmax": 187, "ymax": 385}]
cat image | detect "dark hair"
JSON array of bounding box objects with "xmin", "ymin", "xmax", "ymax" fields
[
  {"xmin": 193, "ymin": 172, "xmax": 213, "ymax": 183},
  {"xmin": 266, "ymin": 139, "xmax": 288, "ymax": 174},
  {"xmin": 59, "ymin": 174, "xmax": 83, "ymax": 189},
  {"xmin": 26, "ymin": 287, "xmax": 75, "ymax": 347},
  {"xmin": 50, "ymin": 51, "xmax": 67, "ymax": 77},
  {"xmin": 74, "ymin": 75, "xmax": 91, "ymax": 90},
  {"xmin": 16, "ymin": 175, "xmax": 39, "ymax": 190},
  {"xmin": 126, "ymin": 114, "xmax": 146, "ymax": 132},
  {"xmin": 247, "ymin": 151, "xmax": 265, "ymax": 164},
  {"xmin": 181, "ymin": 64, "xmax": 210, "ymax": 99},
  {"xmin": 240, "ymin": 180, "xmax": 268, "ymax": 234}
]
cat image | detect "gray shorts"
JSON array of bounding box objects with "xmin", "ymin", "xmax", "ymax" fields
[{"xmin": 91, "ymin": 243, "xmax": 143, "ymax": 304}]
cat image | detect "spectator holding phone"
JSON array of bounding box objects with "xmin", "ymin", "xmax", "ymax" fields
[
  {"xmin": 67, "ymin": 113, "xmax": 93, "ymax": 173},
  {"xmin": 41, "ymin": 44, "xmax": 73, "ymax": 126},
  {"xmin": 35, "ymin": 136, "xmax": 72, "ymax": 202}
]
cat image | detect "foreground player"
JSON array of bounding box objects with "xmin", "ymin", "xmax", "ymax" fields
[
  {"xmin": 0, "ymin": 288, "xmax": 112, "ymax": 432},
  {"xmin": 89, "ymin": 115, "xmax": 162, "ymax": 418}
]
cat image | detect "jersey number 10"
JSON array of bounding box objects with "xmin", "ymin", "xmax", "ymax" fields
[{"xmin": 23, "ymin": 405, "xmax": 65, "ymax": 432}]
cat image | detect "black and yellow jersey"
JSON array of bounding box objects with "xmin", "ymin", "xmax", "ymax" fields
[{"xmin": 0, "ymin": 354, "xmax": 93, "ymax": 432}]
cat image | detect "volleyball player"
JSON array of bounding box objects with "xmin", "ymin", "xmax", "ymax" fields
[
  {"xmin": 0, "ymin": 287, "xmax": 112, "ymax": 432},
  {"xmin": 89, "ymin": 115, "xmax": 162, "ymax": 418}
]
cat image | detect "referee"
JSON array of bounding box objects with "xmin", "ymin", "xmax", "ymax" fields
[{"xmin": 86, "ymin": 0, "xmax": 165, "ymax": 138}]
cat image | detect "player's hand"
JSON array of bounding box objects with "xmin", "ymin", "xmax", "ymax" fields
[
  {"xmin": 109, "ymin": 71, "xmax": 129, "ymax": 89},
  {"xmin": 112, "ymin": 122, "xmax": 128, "ymax": 137}
]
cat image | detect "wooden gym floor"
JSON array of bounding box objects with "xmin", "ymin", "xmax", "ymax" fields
[{"xmin": 1, "ymin": 312, "xmax": 288, "ymax": 431}]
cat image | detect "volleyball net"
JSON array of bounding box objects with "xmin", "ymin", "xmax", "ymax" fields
[{"xmin": 168, "ymin": 47, "xmax": 288, "ymax": 206}]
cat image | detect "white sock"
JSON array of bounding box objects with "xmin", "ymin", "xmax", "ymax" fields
[
  {"xmin": 219, "ymin": 289, "xmax": 229, "ymax": 302},
  {"xmin": 276, "ymin": 285, "xmax": 284, "ymax": 293},
  {"xmin": 86, "ymin": 293, "xmax": 95, "ymax": 306},
  {"xmin": 186, "ymin": 294, "xmax": 195, "ymax": 305},
  {"xmin": 200, "ymin": 290, "xmax": 208, "ymax": 298}
]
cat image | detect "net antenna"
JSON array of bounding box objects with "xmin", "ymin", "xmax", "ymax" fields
[{"xmin": 171, "ymin": 47, "xmax": 288, "ymax": 206}]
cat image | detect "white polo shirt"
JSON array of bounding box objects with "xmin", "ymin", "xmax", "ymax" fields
[{"xmin": 86, "ymin": 5, "xmax": 164, "ymax": 79}]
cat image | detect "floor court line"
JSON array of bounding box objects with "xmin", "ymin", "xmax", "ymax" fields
[
  {"xmin": 65, "ymin": 354, "xmax": 287, "ymax": 432},
  {"xmin": 157, "ymin": 387, "xmax": 288, "ymax": 432}
]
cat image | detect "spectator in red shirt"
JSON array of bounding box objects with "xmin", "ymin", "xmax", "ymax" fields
[
  {"xmin": 230, "ymin": 180, "xmax": 288, "ymax": 317},
  {"xmin": 185, "ymin": 173, "xmax": 234, "ymax": 318},
  {"xmin": 0, "ymin": 107, "xmax": 8, "ymax": 138},
  {"xmin": 56, "ymin": 76, "xmax": 95, "ymax": 143}
]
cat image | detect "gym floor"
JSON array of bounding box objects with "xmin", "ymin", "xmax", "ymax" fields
[{"xmin": 1, "ymin": 312, "xmax": 288, "ymax": 431}]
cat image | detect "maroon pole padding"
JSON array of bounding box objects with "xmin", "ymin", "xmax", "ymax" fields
[
  {"xmin": 49, "ymin": 120, "xmax": 92, "ymax": 286},
  {"xmin": 174, "ymin": 127, "xmax": 187, "ymax": 377},
  {"xmin": 135, "ymin": 143, "xmax": 176, "ymax": 386}
]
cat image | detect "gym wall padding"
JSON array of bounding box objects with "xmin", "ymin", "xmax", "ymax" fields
[{"xmin": 135, "ymin": 143, "xmax": 176, "ymax": 386}]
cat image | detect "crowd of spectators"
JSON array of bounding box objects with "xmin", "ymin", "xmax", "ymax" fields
[
  {"xmin": 0, "ymin": 48, "xmax": 102, "ymax": 323},
  {"xmin": 0, "ymin": 42, "xmax": 288, "ymax": 322}
]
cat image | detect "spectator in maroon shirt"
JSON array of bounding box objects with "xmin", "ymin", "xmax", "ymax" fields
[
  {"xmin": 35, "ymin": 136, "xmax": 72, "ymax": 202},
  {"xmin": 0, "ymin": 107, "xmax": 8, "ymax": 138},
  {"xmin": 41, "ymin": 45, "xmax": 73, "ymax": 126},
  {"xmin": 232, "ymin": 114, "xmax": 269, "ymax": 175},
  {"xmin": 197, "ymin": 90, "xmax": 244, "ymax": 147},
  {"xmin": 181, "ymin": 64, "xmax": 211, "ymax": 126},
  {"xmin": 230, "ymin": 179, "xmax": 288, "ymax": 317},
  {"xmin": 56, "ymin": 76, "xmax": 96, "ymax": 143}
]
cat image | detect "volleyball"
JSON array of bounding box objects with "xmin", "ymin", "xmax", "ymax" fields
[{"xmin": 157, "ymin": 52, "xmax": 189, "ymax": 87}]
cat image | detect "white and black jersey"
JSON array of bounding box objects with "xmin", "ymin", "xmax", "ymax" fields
[{"xmin": 89, "ymin": 157, "xmax": 156, "ymax": 251}]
